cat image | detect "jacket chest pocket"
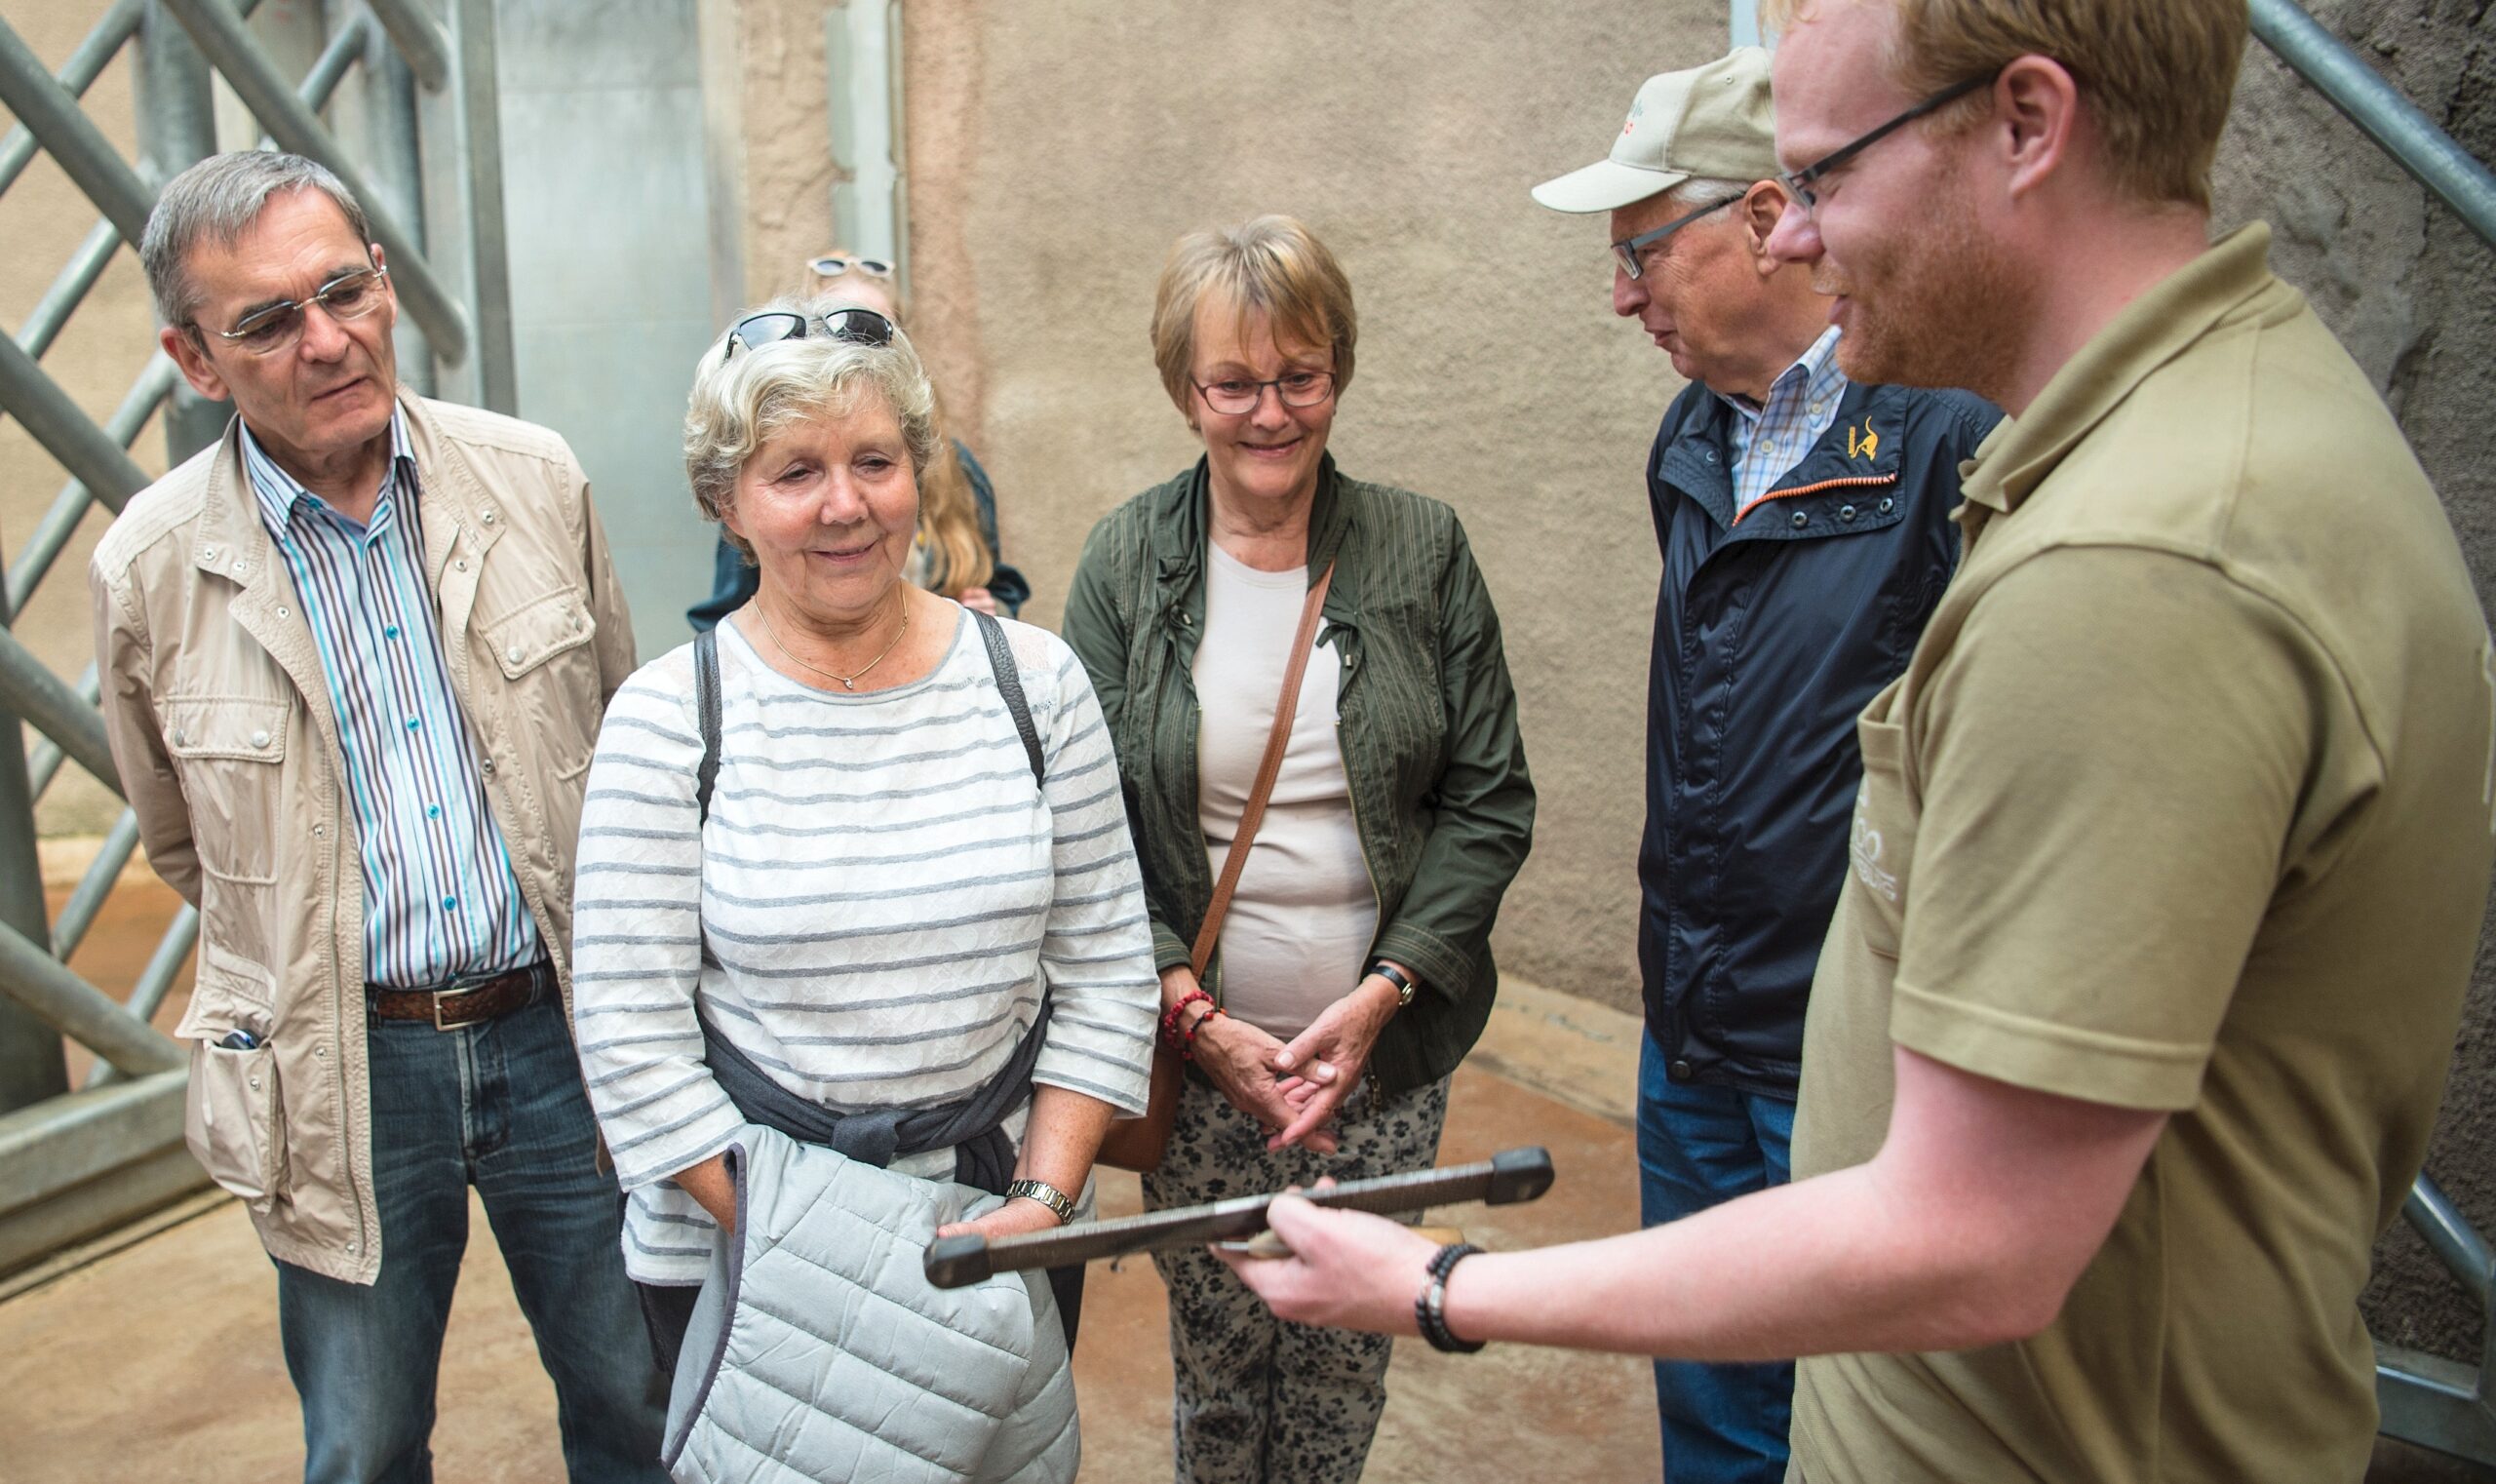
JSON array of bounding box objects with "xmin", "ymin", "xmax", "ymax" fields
[
  {"xmin": 163, "ymin": 696, "xmax": 292, "ymax": 885},
  {"xmin": 1846, "ymin": 684, "xmax": 1916, "ymax": 960},
  {"xmin": 477, "ymin": 590, "xmax": 599, "ymax": 779}
]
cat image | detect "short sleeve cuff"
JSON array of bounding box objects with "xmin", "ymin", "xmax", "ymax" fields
[{"xmin": 1890, "ymin": 978, "xmax": 2209, "ymax": 1112}]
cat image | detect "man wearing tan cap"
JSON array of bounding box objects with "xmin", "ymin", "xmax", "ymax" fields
[{"xmin": 1527, "ymin": 49, "xmax": 1994, "ymax": 1484}]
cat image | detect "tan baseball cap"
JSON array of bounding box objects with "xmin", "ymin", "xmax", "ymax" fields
[{"xmin": 1532, "ymin": 49, "xmax": 1782, "ymax": 215}]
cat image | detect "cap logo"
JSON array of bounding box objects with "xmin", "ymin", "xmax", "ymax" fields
[{"xmin": 1621, "ymin": 97, "xmax": 1644, "ymax": 137}]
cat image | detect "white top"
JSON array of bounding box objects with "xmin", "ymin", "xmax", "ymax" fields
[
  {"xmin": 569, "ymin": 611, "xmax": 1158, "ymax": 1283},
  {"xmin": 1191, "ymin": 543, "xmax": 1379, "ymax": 1040}
]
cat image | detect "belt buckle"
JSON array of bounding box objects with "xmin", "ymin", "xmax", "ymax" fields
[{"xmin": 432, "ymin": 976, "xmax": 495, "ymax": 1032}]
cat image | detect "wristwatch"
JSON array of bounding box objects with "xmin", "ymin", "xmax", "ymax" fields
[
  {"xmin": 1005, "ymin": 1178, "xmax": 1076, "ymax": 1226},
  {"xmin": 1369, "ymin": 961, "xmax": 1418, "ymax": 1009}
]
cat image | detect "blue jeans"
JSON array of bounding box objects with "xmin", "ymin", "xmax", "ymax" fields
[
  {"xmin": 1637, "ymin": 1035, "xmax": 1798, "ymax": 1484},
  {"xmin": 274, "ymin": 985, "xmax": 668, "ymax": 1484}
]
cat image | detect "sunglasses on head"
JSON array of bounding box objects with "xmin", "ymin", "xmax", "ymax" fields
[
  {"xmin": 720, "ymin": 306, "xmax": 895, "ymax": 365},
  {"xmin": 808, "ymin": 254, "xmax": 894, "ymax": 279}
]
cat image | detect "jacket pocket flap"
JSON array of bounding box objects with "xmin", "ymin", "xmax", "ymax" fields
[
  {"xmin": 482, "ymin": 591, "xmax": 596, "ymax": 680},
  {"xmin": 175, "ymin": 940, "xmax": 279, "ymax": 1040},
  {"xmin": 163, "ymin": 696, "xmax": 289, "ymax": 763}
]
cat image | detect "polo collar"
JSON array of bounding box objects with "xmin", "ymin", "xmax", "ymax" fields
[{"xmin": 1960, "ymin": 223, "xmax": 2280, "ymax": 516}]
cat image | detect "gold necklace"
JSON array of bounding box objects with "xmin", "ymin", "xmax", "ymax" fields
[{"xmin": 757, "ymin": 597, "xmax": 910, "ymax": 691}]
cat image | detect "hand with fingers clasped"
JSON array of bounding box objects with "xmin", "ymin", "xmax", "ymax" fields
[{"xmin": 1261, "ymin": 969, "xmax": 1408, "ymax": 1152}]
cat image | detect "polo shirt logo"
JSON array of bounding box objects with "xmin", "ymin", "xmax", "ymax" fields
[
  {"xmin": 1850, "ymin": 797, "xmax": 1899, "ymax": 902},
  {"xmin": 1848, "ymin": 422, "xmax": 1880, "ymax": 461}
]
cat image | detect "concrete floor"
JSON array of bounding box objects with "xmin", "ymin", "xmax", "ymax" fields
[
  {"xmin": 8, "ymin": 867, "xmax": 2487, "ymax": 1482},
  {"xmin": 2, "ymin": 869, "xmax": 1662, "ymax": 1482}
]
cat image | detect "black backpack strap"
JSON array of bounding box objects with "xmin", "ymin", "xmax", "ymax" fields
[
  {"xmin": 973, "ymin": 609, "xmax": 1045, "ymax": 790},
  {"xmin": 693, "ymin": 626, "xmax": 722, "ymax": 825}
]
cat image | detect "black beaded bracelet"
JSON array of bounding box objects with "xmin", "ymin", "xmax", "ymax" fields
[{"xmin": 1414, "ymin": 1241, "xmax": 1486, "ymax": 1353}]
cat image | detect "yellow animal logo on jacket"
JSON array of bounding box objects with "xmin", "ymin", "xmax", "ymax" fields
[{"xmin": 1847, "ymin": 422, "xmax": 1881, "ymax": 461}]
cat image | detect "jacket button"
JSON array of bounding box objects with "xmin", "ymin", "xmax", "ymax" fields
[
  {"xmin": 1878, "ymin": 497, "xmax": 1894, "ymax": 513},
  {"xmin": 1667, "ymin": 1058, "xmax": 1695, "ymax": 1082},
  {"xmin": 312, "ymin": 824, "xmax": 325, "ymax": 838},
  {"xmin": 251, "ymin": 730, "xmax": 270, "ymax": 748},
  {"xmin": 481, "ymin": 510, "xmax": 496, "ymax": 525},
  {"xmin": 275, "ymin": 605, "xmax": 289, "ymax": 619},
  {"xmin": 455, "ymin": 559, "xmax": 468, "ymax": 572},
  {"xmin": 506, "ymin": 644, "xmax": 525, "ymax": 664},
  {"xmin": 171, "ymin": 728, "xmax": 187, "ymax": 747},
  {"xmin": 481, "ymin": 759, "xmax": 496, "ymax": 775},
  {"xmin": 1838, "ymin": 505, "xmax": 1857, "ymax": 522},
  {"xmin": 1790, "ymin": 511, "xmax": 1809, "ymax": 529}
]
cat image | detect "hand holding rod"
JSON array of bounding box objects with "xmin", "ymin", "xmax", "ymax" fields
[{"xmin": 925, "ymin": 1146, "xmax": 1555, "ymax": 1289}]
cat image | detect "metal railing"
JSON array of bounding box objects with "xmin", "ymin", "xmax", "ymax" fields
[{"xmin": 0, "ymin": 0, "xmax": 510, "ymax": 1277}]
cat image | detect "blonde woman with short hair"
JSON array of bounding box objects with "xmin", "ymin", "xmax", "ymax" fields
[{"xmin": 1062, "ymin": 215, "xmax": 1535, "ymax": 1483}]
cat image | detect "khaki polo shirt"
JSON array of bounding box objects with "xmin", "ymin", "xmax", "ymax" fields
[{"xmin": 1787, "ymin": 225, "xmax": 2495, "ymax": 1483}]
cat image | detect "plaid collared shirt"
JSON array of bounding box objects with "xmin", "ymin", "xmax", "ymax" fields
[
  {"xmin": 1722, "ymin": 326, "xmax": 1850, "ymax": 520},
  {"xmin": 244, "ymin": 412, "xmax": 541, "ymax": 989}
]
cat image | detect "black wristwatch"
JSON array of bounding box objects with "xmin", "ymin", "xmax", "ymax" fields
[{"xmin": 1369, "ymin": 961, "xmax": 1418, "ymax": 1009}]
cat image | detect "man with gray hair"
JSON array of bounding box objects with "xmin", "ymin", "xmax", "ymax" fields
[
  {"xmin": 1529, "ymin": 49, "xmax": 1995, "ymax": 1484},
  {"xmin": 92, "ymin": 150, "xmax": 663, "ymax": 1481}
]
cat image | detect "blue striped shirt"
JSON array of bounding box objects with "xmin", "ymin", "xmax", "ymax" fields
[
  {"xmin": 1723, "ymin": 326, "xmax": 1850, "ymax": 520},
  {"xmin": 244, "ymin": 413, "xmax": 541, "ymax": 989}
]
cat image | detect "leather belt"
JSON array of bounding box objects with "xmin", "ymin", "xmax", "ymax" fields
[{"xmin": 370, "ymin": 961, "xmax": 548, "ymax": 1031}]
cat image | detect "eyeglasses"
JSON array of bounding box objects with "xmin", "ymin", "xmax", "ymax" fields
[
  {"xmin": 807, "ymin": 254, "xmax": 893, "ymax": 279},
  {"xmin": 1777, "ymin": 70, "xmax": 1998, "ymax": 218},
  {"xmin": 1190, "ymin": 370, "xmax": 1336, "ymax": 416},
  {"xmin": 1611, "ymin": 192, "xmax": 1743, "ymax": 280},
  {"xmin": 205, "ymin": 265, "xmax": 389, "ymax": 356},
  {"xmin": 721, "ymin": 306, "xmax": 895, "ymax": 365}
]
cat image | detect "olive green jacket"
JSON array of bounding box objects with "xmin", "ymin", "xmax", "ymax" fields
[{"xmin": 1061, "ymin": 458, "xmax": 1535, "ymax": 1096}]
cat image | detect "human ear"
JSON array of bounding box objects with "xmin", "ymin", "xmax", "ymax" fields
[
  {"xmin": 1997, "ymin": 55, "xmax": 2080, "ymax": 200},
  {"xmin": 1742, "ymin": 182, "xmax": 1793, "ymax": 272},
  {"xmin": 161, "ymin": 323, "xmax": 230, "ymax": 404}
]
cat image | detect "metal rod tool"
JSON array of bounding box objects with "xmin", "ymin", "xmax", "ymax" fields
[{"xmin": 925, "ymin": 1146, "xmax": 1555, "ymax": 1289}]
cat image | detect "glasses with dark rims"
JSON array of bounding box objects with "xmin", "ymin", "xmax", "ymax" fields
[
  {"xmin": 720, "ymin": 306, "xmax": 896, "ymax": 365},
  {"xmin": 1777, "ymin": 70, "xmax": 2000, "ymax": 220},
  {"xmin": 1190, "ymin": 370, "xmax": 1336, "ymax": 416},
  {"xmin": 206, "ymin": 265, "xmax": 390, "ymax": 356}
]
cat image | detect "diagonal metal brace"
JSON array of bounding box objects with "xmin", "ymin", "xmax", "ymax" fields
[
  {"xmin": 0, "ymin": 11, "xmax": 155, "ymax": 247},
  {"xmin": 0, "ymin": 920, "xmax": 182, "ymax": 1078},
  {"xmin": 0, "ymin": 627, "xmax": 121, "ymax": 799},
  {"xmin": 0, "ymin": 332, "xmax": 153, "ymax": 512}
]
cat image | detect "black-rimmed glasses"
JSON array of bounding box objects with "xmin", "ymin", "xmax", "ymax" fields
[
  {"xmin": 206, "ymin": 265, "xmax": 389, "ymax": 355},
  {"xmin": 1778, "ymin": 70, "xmax": 1999, "ymax": 217},
  {"xmin": 1612, "ymin": 193, "xmax": 1743, "ymax": 280},
  {"xmin": 721, "ymin": 306, "xmax": 895, "ymax": 365},
  {"xmin": 1190, "ymin": 370, "xmax": 1336, "ymax": 416}
]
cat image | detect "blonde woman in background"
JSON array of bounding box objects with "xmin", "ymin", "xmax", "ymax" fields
[{"xmin": 687, "ymin": 252, "xmax": 1029, "ymax": 628}]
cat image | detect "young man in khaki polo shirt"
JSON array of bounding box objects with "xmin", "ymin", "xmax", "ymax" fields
[{"xmin": 1218, "ymin": 3, "xmax": 2495, "ymax": 1479}]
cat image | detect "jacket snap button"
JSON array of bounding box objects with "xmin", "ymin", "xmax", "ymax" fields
[
  {"xmin": 1667, "ymin": 1058, "xmax": 1696, "ymax": 1082},
  {"xmin": 1839, "ymin": 505, "xmax": 1857, "ymax": 522},
  {"xmin": 248, "ymin": 1076, "xmax": 261, "ymax": 1090},
  {"xmin": 481, "ymin": 759, "xmax": 496, "ymax": 775},
  {"xmin": 1879, "ymin": 497, "xmax": 1894, "ymax": 513},
  {"xmin": 313, "ymin": 824, "xmax": 325, "ymax": 838},
  {"xmin": 251, "ymin": 729, "xmax": 270, "ymax": 748},
  {"xmin": 1790, "ymin": 511, "xmax": 1809, "ymax": 528},
  {"xmin": 455, "ymin": 559, "xmax": 468, "ymax": 571},
  {"xmin": 506, "ymin": 644, "xmax": 525, "ymax": 664},
  {"xmin": 201, "ymin": 546, "xmax": 215, "ymax": 560},
  {"xmin": 275, "ymin": 605, "xmax": 289, "ymax": 619},
  {"xmin": 171, "ymin": 728, "xmax": 187, "ymax": 747},
  {"xmin": 481, "ymin": 510, "xmax": 496, "ymax": 524}
]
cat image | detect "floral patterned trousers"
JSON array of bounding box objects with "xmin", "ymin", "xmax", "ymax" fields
[{"xmin": 1143, "ymin": 1071, "xmax": 1453, "ymax": 1484}]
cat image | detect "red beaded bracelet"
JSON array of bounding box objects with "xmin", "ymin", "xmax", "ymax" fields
[{"xmin": 1160, "ymin": 989, "xmax": 1212, "ymax": 1054}]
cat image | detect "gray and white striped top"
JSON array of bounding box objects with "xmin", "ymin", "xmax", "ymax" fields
[{"xmin": 569, "ymin": 610, "xmax": 1158, "ymax": 1283}]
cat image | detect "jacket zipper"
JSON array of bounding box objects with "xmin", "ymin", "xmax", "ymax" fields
[{"xmin": 1729, "ymin": 471, "xmax": 1898, "ymax": 527}]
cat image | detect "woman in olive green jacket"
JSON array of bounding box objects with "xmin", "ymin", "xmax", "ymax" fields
[{"xmin": 1061, "ymin": 215, "xmax": 1534, "ymax": 1484}]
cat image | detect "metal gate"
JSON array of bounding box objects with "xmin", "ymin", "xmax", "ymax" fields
[{"xmin": 0, "ymin": 0, "xmax": 511, "ymax": 1277}]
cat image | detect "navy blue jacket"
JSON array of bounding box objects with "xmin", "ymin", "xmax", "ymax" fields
[{"xmin": 1641, "ymin": 377, "xmax": 2000, "ymax": 1096}]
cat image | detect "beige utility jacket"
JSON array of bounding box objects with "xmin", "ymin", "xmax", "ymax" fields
[{"xmin": 90, "ymin": 391, "xmax": 636, "ymax": 1284}]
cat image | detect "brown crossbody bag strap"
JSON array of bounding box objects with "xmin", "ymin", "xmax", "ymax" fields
[{"xmin": 1096, "ymin": 562, "xmax": 1335, "ymax": 1173}]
